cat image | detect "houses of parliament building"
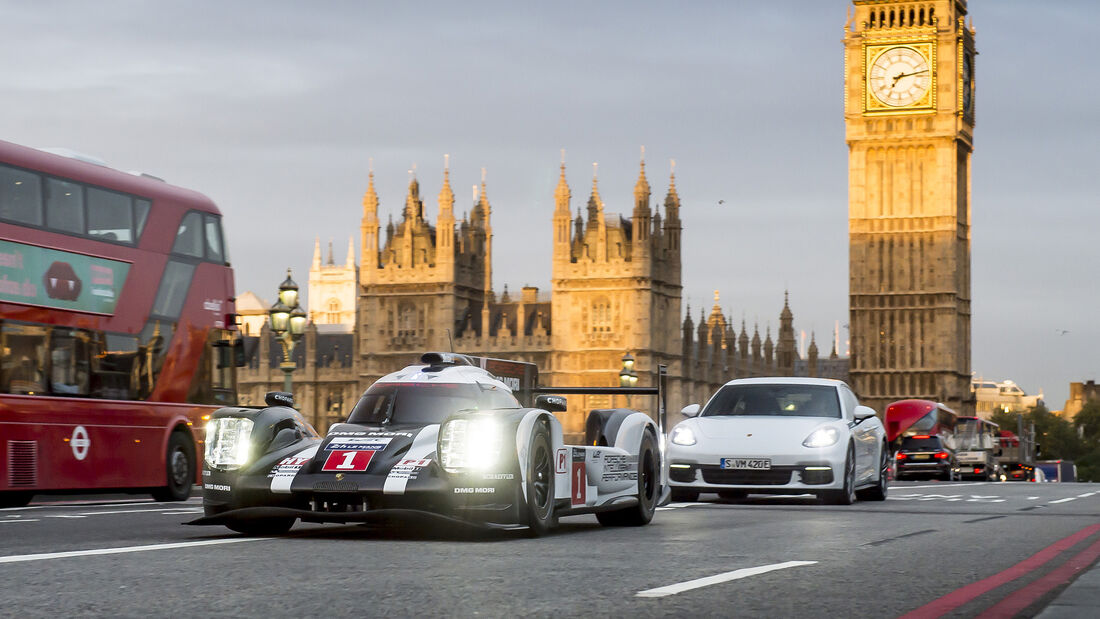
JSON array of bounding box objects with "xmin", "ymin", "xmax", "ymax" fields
[
  {"xmin": 239, "ymin": 0, "xmax": 980, "ymax": 434},
  {"xmin": 237, "ymin": 159, "xmax": 847, "ymax": 436}
]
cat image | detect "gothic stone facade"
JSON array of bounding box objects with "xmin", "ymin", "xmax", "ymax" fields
[{"xmin": 239, "ymin": 160, "xmax": 847, "ymax": 436}]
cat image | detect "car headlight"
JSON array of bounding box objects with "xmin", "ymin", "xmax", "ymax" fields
[
  {"xmin": 802, "ymin": 427, "xmax": 839, "ymax": 448},
  {"xmin": 439, "ymin": 417, "xmax": 503, "ymax": 473},
  {"xmin": 670, "ymin": 426, "xmax": 697, "ymax": 446},
  {"xmin": 204, "ymin": 417, "xmax": 255, "ymax": 470}
]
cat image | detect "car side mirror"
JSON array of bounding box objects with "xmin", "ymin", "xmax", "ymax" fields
[
  {"xmin": 853, "ymin": 406, "xmax": 877, "ymax": 424},
  {"xmin": 535, "ymin": 394, "xmax": 568, "ymax": 412},
  {"xmin": 681, "ymin": 404, "xmax": 701, "ymax": 418}
]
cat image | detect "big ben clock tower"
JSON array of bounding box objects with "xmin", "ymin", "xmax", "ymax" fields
[{"xmin": 844, "ymin": 1, "xmax": 976, "ymax": 415}]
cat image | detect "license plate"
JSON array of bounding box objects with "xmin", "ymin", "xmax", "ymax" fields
[
  {"xmin": 962, "ymin": 468, "xmax": 974, "ymax": 473},
  {"xmin": 720, "ymin": 458, "xmax": 771, "ymax": 470},
  {"xmin": 912, "ymin": 454, "xmax": 929, "ymax": 460}
]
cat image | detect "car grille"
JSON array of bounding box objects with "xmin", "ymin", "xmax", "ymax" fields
[
  {"xmin": 313, "ymin": 480, "xmax": 359, "ymax": 492},
  {"xmin": 701, "ymin": 466, "xmax": 795, "ymax": 485}
]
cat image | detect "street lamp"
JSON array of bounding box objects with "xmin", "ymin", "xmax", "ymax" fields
[
  {"xmin": 620, "ymin": 352, "xmax": 638, "ymax": 407},
  {"xmin": 269, "ymin": 268, "xmax": 307, "ymax": 393}
]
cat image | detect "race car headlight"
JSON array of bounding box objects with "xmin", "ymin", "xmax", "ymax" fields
[
  {"xmin": 204, "ymin": 417, "xmax": 255, "ymax": 470},
  {"xmin": 802, "ymin": 427, "xmax": 839, "ymax": 448},
  {"xmin": 670, "ymin": 426, "xmax": 697, "ymax": 446},
  {"xmin": 438, "ymin": 417, "xmax": 503, "ymax": 473}
]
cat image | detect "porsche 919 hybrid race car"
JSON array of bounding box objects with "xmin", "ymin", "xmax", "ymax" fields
[{"xmin": 188, "ymin": 352, "xmax": 666, "ymax": 535}]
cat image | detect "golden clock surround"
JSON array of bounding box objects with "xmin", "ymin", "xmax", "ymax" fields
[{"xmin": 863, "ymin": 41, "xmax": 936, "ymax": 114}]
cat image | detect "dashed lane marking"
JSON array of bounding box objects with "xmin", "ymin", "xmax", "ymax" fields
[
  {"xmin": 0, "ymin": 538, "xmax": 269, "ymax": 565},
  {"xmin": 1049, "ymin": 497, "xmax": 1077, "ymax": 504},
  {"xmin": 636, "ymin": 561, "xmax": 818, "ymax": 598},
  {"xmin": 0, "ymin": 519, "xmax": 39, "ymax": 524}
]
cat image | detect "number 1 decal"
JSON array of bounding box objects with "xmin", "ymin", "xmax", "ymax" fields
[
  {"xmin": 322, "ymin": 450, "xmax": 375, "ymax": 471},
  {"xmin": 571, "ymin": 448, "xmax": 586, "ymax": 506}
]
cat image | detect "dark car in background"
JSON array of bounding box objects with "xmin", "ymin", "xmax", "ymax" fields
[
  {"xmin": 895, "ymin": 435, "xmax": 957, "ymax": 481},
  {"xmin": 1003, "ymin": 462, "xmax": 1046, "ymax": 482}
]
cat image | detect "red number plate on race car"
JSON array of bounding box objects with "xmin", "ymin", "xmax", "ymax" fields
[{"xmin": 720, "ymin": 458, "xmax": 771, "ymax": 470}]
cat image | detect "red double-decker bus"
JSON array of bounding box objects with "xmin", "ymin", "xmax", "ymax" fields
[{"xmin": 0, "ymin": 139, "xmax": 240, "ymax": 507}]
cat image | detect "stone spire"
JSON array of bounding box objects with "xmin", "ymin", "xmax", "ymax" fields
[
  {"xmin": 478, "ymin": 168, "xmax": 493, "ymax": 337},
  {"xmin": 586, "ymin": 162, "xmax": 602, "ymax": 223},
  {"xmin": 739, "ymin": 319, "xmax": 749, "ymax": 360},
  {"xmin": 633, "ymin": 146, "xmax": 652, "ymax": 256},
  {"xmin": 404, "ymin": 164, "xmax": 422, "ymax": 222},
  {"xmin": 777, "ymin": 290, "xmax": 798, "ymax": 375},
  {"xmin": 764, "ymin": 325, "xmax": 774, "ymax": 367},
  {"xmin": 553, "ymin": 152, "xmax": 572, "ymax": 263},
  {"xmin": 326, "ymin": 239, "xmax": 335, "ymax": 265},
  {"xmin": 808, "ymin": 332, "xmax": 820, "ymax": 378},
  {"xmin": 360, "ymin": 163, "xmax": 380, "ymax": 278},
  {"xmin": 437, "ymin": 155, "xmax": 456, "ymax": 277},
  {"xmin": 312, "ymin": 237, "xmax": 322, "ymax": 269},
  {"xmin": 345, "ymin": 237, "xmax": 355, "ymax": 268}
]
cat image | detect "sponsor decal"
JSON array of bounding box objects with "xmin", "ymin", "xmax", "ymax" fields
[
  {"xmin": 327, "ymin": 431, "xmax": 367, "ymax": 436},
  {"xmin": 322, "ymin": 450, "xmax": 376, "ymax": 471},
  {"xmin": 483, "ymin": 473, "xmax": 514, "ymax": 480},
  {"xmin": 270, "ymin": 445, "xmax": 319, "ymax": 493},
  {"xmin": 556, "ymin": 448, "xmax": 568, "ymax": 474},
  {"xmin": 571, "ymin": 447, "xmax": 586, "ymax": 506},
  {"xmin": 386, "ymin": 458, "xmax": 431, "ymax": 482},
  {"xmin": 325, "ymin": 437, "xmax": 392, "ymax": 451},
  {"xmin": 71, "ymin": 426, "xmax": 90, "ymax": 461},
  {"xmin": 363, "ymin": 431, "xmax": 415, "ymax": 438},
  {"xmin": 601, "ymin": 454, "xmax": 639, "ymax": 482},
  {"xmin": 454, "ymin": 487, "xmax": 496, "ymax": 494},
  {"xmin": 203, "ymin": 483, "xmax": 231, "ymax": 492}
]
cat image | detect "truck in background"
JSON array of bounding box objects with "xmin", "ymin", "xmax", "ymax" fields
[{"xmin": 1036, "ymin": 460, "xmax": 1077, "ymax": 482}]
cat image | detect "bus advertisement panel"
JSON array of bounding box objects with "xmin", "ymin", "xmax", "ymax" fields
[{"xmin": 0, "ymin": 138, "xmax": 241, "ymax": 507}]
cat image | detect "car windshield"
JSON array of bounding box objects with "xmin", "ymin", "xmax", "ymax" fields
[
  {"xmin": 900, "ymin": 437, "xmax": 943, "ymax": 451},
  {"xmin": 701, "ymin": 384, "xmax": 841, "ymax": 418},
  {"xmin": 346, "ymin": 382, "xmax": 520, "ymax": 426}
]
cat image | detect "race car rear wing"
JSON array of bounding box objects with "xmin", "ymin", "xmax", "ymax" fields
[{"xmin": 534, "ymin": 365, "xmax": 670, "ymax": 441}]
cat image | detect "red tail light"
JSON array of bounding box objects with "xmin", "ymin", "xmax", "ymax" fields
[
  {"xmin": 934, "ymin": 452, "xmax": 950, "ymax": 460},
  {"xmin": 896, "ymin": 453, "xmax": 907, "ymax": 460},
  {"xmin": 912, "ymin": 435, "xmax": 932, "ymax": 439}
]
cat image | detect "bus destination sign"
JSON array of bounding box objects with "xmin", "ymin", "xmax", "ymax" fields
[{"xmin": 0, "ymin": 239, "xmax": 131, "ymax": 315}]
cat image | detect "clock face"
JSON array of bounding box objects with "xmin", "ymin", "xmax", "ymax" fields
[
  {"xmin": 962, "ymin": 54, "xmax": 973, "ymax": 113},
  {"xmin": 869, "ymin": 46, "xmax": 932, "ymax": 107}
]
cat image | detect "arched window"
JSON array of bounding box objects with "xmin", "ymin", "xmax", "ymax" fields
[{"xmin": 590, "ymin": 298, "xmax": 611, "ymax": 334}]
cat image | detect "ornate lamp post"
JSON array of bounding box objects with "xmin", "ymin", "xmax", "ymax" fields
[
  {"xmin": 269, "ymin": 268, "xmax": 307, "ymax": 393},
  {"xmin": 619, "ymin": 351, "xmax": 638, "ymax": 407}
]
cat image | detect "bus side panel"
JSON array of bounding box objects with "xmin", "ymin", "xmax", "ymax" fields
[{"xmin": 0, "ymin": 396, "xmax": 209, "ymax": 492}]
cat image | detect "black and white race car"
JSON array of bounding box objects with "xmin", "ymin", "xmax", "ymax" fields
[{"xmin": 188, "ymin": 352, "xmax": 665, "ymax": 535}]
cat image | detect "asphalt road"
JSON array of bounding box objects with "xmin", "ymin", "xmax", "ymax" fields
[{"xmin": 2, "ymin": 481, "xmax": 1098, "ymax": 618}]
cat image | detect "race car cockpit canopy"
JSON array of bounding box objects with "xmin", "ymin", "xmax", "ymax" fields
[{"xmin": 374, "ymin": 352, "xmax": 540, "ymax": 407}]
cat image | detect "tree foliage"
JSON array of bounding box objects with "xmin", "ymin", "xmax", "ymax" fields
[{"xmin": 987, "ymin": 403, "xmax": 1100, "ymax": 481}]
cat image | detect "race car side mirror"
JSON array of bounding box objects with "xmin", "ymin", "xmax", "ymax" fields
[
  {"xmin": 681, "ymin": 404, "xmax": 701, "ymax": 418},
  {"xmin": 535, "ymin": 394, "xmax": 568, "ymax": 412}
]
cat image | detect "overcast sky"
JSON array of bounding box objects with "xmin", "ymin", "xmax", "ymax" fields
[{"xmin": 3, "ymin": 1, "xmax": 1097, "ymax": 409}]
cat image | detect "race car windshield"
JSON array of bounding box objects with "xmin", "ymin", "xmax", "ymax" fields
[
  {"xmin": 346, "ymin": 383, "xmax": 520, "ymax": 425},
  {"xmin": 701, "ymin": 384, "xmax": 842, "ymax": 418}
]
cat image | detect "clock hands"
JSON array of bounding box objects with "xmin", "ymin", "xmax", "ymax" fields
[{"xmin": 891, "ymin": 68, "xmax": 929, "ymax": 87}]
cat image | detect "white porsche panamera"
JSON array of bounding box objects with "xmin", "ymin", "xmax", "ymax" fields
[{"xmin": 667, "ymin": 378, "xmax": 889, "ymax": 505}]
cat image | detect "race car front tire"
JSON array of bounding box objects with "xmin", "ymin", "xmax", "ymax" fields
[
  {"xmin": 596, "ymin": 430, "xmax": 659, "ymax": 527},
  {"xmin": 524, "ymin": 421, "xmax": 556, "ymax": 536}
]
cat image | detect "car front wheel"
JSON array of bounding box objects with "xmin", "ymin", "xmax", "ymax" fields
[
  {"xmin": 824, "ymin": 444, "xmax": 856, "ymax": 505},
  {"xmin": 858, "ymin": 442, "xmax": 888, "ymax": 501}
]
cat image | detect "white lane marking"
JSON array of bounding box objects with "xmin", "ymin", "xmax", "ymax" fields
[
  {"xmin": 75, "ymin": 508, "xmax": 203, "ymax": 516},
  {"xmin": 636, "ymin": 561, "xmax": 818, "ymax": 598},
  {"xmin": 160, "ymin": 510, "xmax": 202, "ymax": 515},
  {"xmin": 1077, "ymin": 492, "xmax": 1096, "ymax": 498},
  {"xmin": 1028, "ymin": 496, "xmax": 1039, "ymax": 500},
  {"xmin": 1049, "ymin": 497, "xmax": 1077, "ymax": 504},
  {"xmin": 46, "ymin": 515, "xmax": 87, "ymax": 519},
  {"xmin": 0, "ymin": 519, "xmax": 39, "ymax": 524},
  {"xmin": 901, "ymin": 483, "xmax": 989, "ymax": 489},
  {"xmin": 656, "ymin": 502, "xmax": 711, "ymax": 511},
  {"xmin": 0, "ymin": 538, "xmax": 269, "ymax": 565}
]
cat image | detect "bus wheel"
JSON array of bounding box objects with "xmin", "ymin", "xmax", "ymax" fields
[
  {"xmin": 152, "ymin": 432, "xmax": 194, "ymax": 502},
  {"xmin": 0, "ymin": 492, "xmax": 33, "ymax": 508}
]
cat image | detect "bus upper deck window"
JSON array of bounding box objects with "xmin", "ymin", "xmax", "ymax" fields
[
  {"xmin": 45, "ymin": 178, "xmax": 85, "ymax": 234},
  {"xmin": 87, "ymin": 187, "xmax": 133, "ymax": 243},
  {"xmin": 172, "ymin": 211, "xmax": 204, "ymax": 257},
  {"xmin": 134, "ymin": 199, "xmax": 151, "ymax": 240},
  {"xmin": 204, "ymin": 214, "xmax": 224, "ymax": 263},
  {"xmin": 0, "ymin": 164, "xmax": 44, "ymax": 226}
]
